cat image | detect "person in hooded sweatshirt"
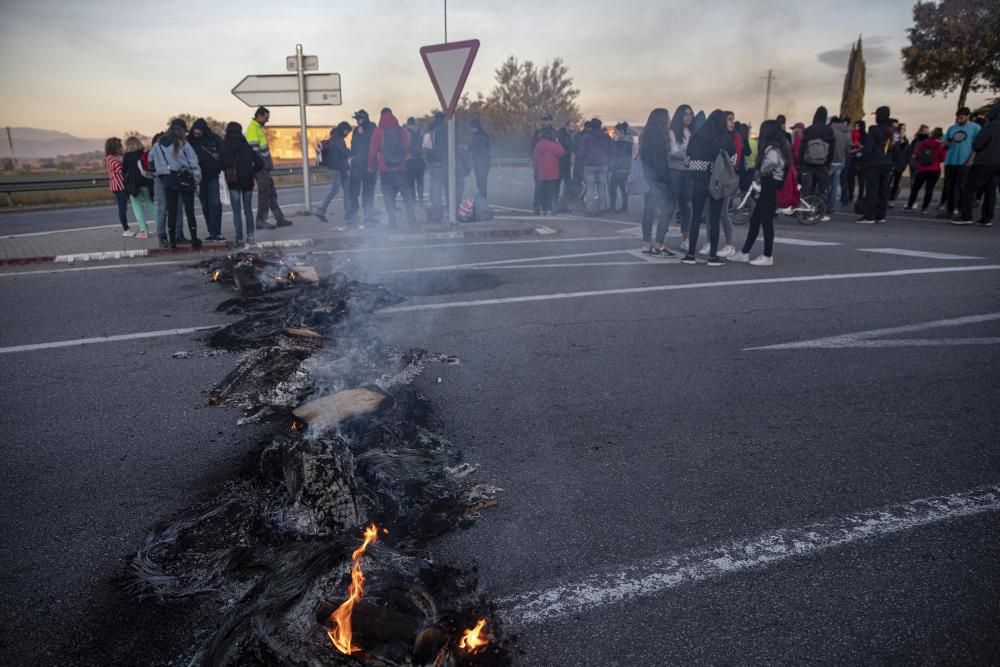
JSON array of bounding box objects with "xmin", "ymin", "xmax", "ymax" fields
[
  {"xmin": 368, "ymin": 108, "xmax": 417, "ymax": 228},
  {"xmin": 404, "ymin": 117, "xmax": 426, "ymax": 204},
  {"xmin": 469, "ymin": 117, "xmax": 492, "ymax": 200},
  {"xmin": 577, "ymin": 118, "xmax": 613, "ymax": 213},
  {"xmin": 904, "ymin": 127, "xmax": 947, "ymax": 213},
  {"xmin": 889, "ymin": 122, "xmax": 910, "ymax": 202},
  {"xmin": 957, "ymin": 105, "xmax": 1000, "ymax": 227},
  {"xmin": 221, "ymin": 122, "xmax": 264, "ymax": 246},
  {"xmin": 188, "ymin": 118, "xmax": 225, "ymax": 240},
  {"xmin": 315, "ymin": 121, "xmax": 352, "ymax": 224},
  {"xmin": 829, "ymin": 116, "xmax": 852, "ymax": 210},
  {"xmin": 683, "ymin": 109, "xmax": 736, "ymax": 265},
  {"xmin": 348, "ymin": 109, "xmax": 378, "ymax": 225},
  {"xmin": 857, "ymin": 105, "xmax": 894, "ymax": 224},
  {"xmin": 798, "ymin": 106, "xmax": 835, "ymax": 206},
  {"xmin": 150, "ymin": 119, "xmax": 203, "ymax": 248},
  {"xmin": 609, "ymin": 122, "xmax": 635, "ymax": 213},
  {"xmin": 531, "ymin": 127, "xmax": 565, "ymax": 216}
]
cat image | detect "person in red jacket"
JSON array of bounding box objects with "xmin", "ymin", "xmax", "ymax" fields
[
  {"xmin": 368, "ymin": 108, "xmax": 417, "ymax": 227},
  {"xmin": 531, "ymin": 127, "xmax": 566, "ymax": 216},
  {"xmin": 904, "ymin": 127, "xmax": 947, "ymax": 213}
]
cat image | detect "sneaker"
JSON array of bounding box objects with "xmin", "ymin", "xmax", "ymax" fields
[
  {"xmin": 122, "ymin": 229, "xmax": 136, "ymax": 237},
  {"xmin": 875, "ymin": 219, "xmax": 887, "ymax": 224},
  {"xmin": 680, "ymin": 239, "xmax": 689, "ymax": 252},
  {"xmin": 731, "ymin": 251, "xmax": 751, "ymax": 263},
  {"xmin": 975, "ymin": 220, "xmax": 993, "ymax": 228},
  {"xmin": 315, "ymin": 213, "xmax": 329, "ymax": 223},
  {"xmin": 653, "ymin": 248, "xmax": 677, "ymax": 258},
  {"xmin": 135, "ymin": 231, "xmax": 149, "ymax": 239},
  {"xmin": 175, "ymin": 235, "xmax": 191, "ymax": 244},
  {"xmin": 949, "ymin": 219, "xmax": 973, "ymax": 225},
  {"xmin": 820, "ymin": 215, "xmax": 831, "ymax": 222},
  {"xmin": 256, "ymin": 222, "xmax": 276, "ymax": 230},
  {"xmin": 215, "ymin": 235, "xmax": 226, "ymax": 241},
  {"xmin": 750, "ymin": 254, "xmax": 773, "ymax": 266},
  {"xmin": 698, "ymin": 243, "xmax": 711, "ymax": 255},
  {"xmin": 706, "ymin": 255, "xmax": 726, "ymax": 267},
  {"xmin": 719, "ymin": 244, "xmax": 735, "ymax": 258},
  {"xmin": 190, "ymin": 237, "xmax": 202, "ymax": 249},
  {"xmin": 855, "ymin": 218, "xmax": 875, "ymax": 224},
  {"xmin": 158, "ymin": 237, "xmax": 168, "ymax": 248},
  {"xmin": 680, "ymin": 254, "xmax": 697, "ymax": 265},
  {"xmin": 276, "ymin": 219, "xmax": 293, "ymax": 227}
]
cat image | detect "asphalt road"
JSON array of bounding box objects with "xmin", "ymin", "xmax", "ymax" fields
[{"xmin": 1, "ymin": 168, "xmax": 999, "ymax": 665}]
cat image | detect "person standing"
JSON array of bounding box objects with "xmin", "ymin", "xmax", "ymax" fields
[
  {"xmin": 315, "ymin": 122, "xmax": 352, "ymax": 224},
  {"xmin": 669, "ymin": 104, "xmax": 694, "ymax": 251},
  {"xmin": 798, "ymin": 106, "xmax": 835, "ymax": 201},
  {"xmin": 122, "ymin": 136, "xmax": 154, "ymax": 238},
  {"xmin": 368, "ymin": 108, "xmax": 418, "ymax": 228},
  {"xmin": 829, "ymin": 116, "xmax": 851, "ymax": 211},
  {"xmin": 904, "ymin": 127, "xmax": 947, "ymax": 213},
  {"xmin": 556, "ymin": 121, "xmax": 575, "ymax": 212},
  {"xmin": 221, "ymin": 122, "xmax": 264, "ymax": 247},
  {"xmin": 638, "ymin": 108, "xmax": 677, "ymax": 257},
  {"xmin": 889, "ymin": 122, "xmax": 910, "ymax": 203},
  {"xmin": 845, "ymin": 120, "xmax": 866, "ymax": 204},
  {"xmin": 404, "ymin": 117, "xmax": 426, "ymax": 204},
  {"xmin": 188, "ymin": 119, "xmax": 225, "ymax": 240},
  {"xmin": 682, "ymin": 109, "xmax": 735, "ymax": 265},
  {"xmin": 938, "ymin": 107, "xmax": 982, "ymax": 220},
  {"xmin": 105, "ymin": 137, "xmax": 134, "ymax": 236},
  {"xmin": 151, "ymin": 121, "xmax": 202, "ymax": 248},
  {"xmin": 578, "ymin": 118, "xmax": 612, "ymax": 213},
  {"xmin": 732, "ymin": 120, "xmax": 787, "ymax": 266},
  {"xmin": 609, "ymin": 122, "xmax": 635, "ymax": 213},
  {"xmin": 857, "ymin": 105, "xmax": 894, "ymax": 224},
  {"xmin": 246, "ymin": 106, "xmax": 292, "ymax": 231},
  {"xmin": 348, "ymin": 109, "xmax": 378, "ymax": 225},
  {"xmin": 425, "ymin": 111, "xmax": 448, "ymax": 222},
  {"xmin": 531, "ymin": 127, "xmax": 565, "ymax": 216},
  {"xmin": 469, "ymin": 117, "xmax": 491, "ymax": 201},
  {"xmin": 957, "ymin": 105, "xmax": 999, "ymax": 227},
  {"xmin": 530, "ymin": 114, "xmax": 555, "ymax": 214}
]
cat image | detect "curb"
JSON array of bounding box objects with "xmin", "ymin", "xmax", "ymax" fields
[{"xmin": 0, "ymin": 225, "xmax": 549, "ymax": 267}]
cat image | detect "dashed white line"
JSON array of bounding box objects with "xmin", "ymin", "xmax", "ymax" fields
[
  {"xmin": 498, "ymin": 482, "xmax": 1000, "ymax": 627},
  {"xmin": 858, "ymin": 247, "xmax": 984, "ymax": 260},
  {"xmin": 0, "ymin": 325, "xmax": 222, "ymax": 355},
  {"xmin": 0, "ymin": 260, "xmax": 186, "ymax": 277}
]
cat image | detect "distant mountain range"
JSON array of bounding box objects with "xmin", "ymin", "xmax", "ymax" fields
[{"xmin": 0, "ymin": 127, "xmax": 104, "ymax": 159}]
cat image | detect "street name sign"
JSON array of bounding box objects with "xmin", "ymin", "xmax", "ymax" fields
[
  {"xmin": 231, "ymin": 73, "xmax": 342, "ymax": 107},
  {"xmin": 419, "ymin": 39, "xmax": 480, "ymax": 118}
]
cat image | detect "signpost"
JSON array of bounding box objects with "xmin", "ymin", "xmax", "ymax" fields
[
  {"xmin": 231, "ymin": 45, "xmax": 341, "ymax": 213},
  {"xmin": 419, "ymin": 39, "xmax": 479, "ymax": 224}
]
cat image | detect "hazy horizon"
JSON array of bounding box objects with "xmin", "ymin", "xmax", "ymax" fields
[{"xmin": 1, "ymin": 0, "xmax": 993, "ymax": 140}]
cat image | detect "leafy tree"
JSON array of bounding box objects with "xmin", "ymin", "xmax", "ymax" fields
[
  {"xmin": 124, "ymin": 129, "xmax": 150, "ymax": 144},
  {"xmin": 901, "ymin": 0, "xmax": 1000, "ymax": 110}
]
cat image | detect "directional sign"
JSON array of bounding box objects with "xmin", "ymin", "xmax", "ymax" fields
[
  {"xmin": 231, "ymin": 73, "xmax": 342, "ymax": 107},
  {"xmin": 287, "ymin": 54, "xmax": 319, "ymax": 72},
  {"xmin": 419, "ymin": 39, "xmax": 480, "ymax": 118}
]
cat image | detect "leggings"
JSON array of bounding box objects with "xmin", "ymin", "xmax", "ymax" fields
[
  {"xmin": 128, "ymin": 186, "xmax": 154, "ymax": 232},
  {"xmin": 742, "ymin": 175, "xmax": 779, "ymax": 257},
  {"xmin": 165, "ymin": 188, "xmax": 198, "ymax": 244},
  {"xmin": 906, "ymin": 171, "xmax": 939, "ymax": 211},
  {"xmin": 688, "ymin": 171, "xmax": 723, "ymax": 257}
]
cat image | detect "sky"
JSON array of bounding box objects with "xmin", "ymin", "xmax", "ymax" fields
[{"xmin": 0, "ymin": 0, "xmax": 992, "ymax": 139}]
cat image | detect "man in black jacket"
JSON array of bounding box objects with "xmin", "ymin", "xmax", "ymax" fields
[
  {"xmin": 189, "ymin": 118, "xmax": 226, "ymax": 240},
  {"xmin": 348, "ymin": 110, "xmax": 378, "ymax": 225},
  {"xmin": 470, "ymin": 117, "xmax": 491, "ymax": 200},
  {"xmin": 958, "ymin": 105, "xmax": 1000, "ymax": 226},
  {"xmin": 857, "ymin": 106, "xmax": 893, "ymax": 224},
  {"xmin": 798, "ymin": 106, "xmax": 835, "ymax": 202},
  {"xmin": 556, "ymin": 122, "xmax": 575, "ymax": 212}
]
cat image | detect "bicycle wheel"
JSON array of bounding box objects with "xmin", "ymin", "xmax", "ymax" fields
[
  {"xmin": 731, "ymin": 191, "xmax": 755, "ymax": 225},
  {"xmin": 796, "ymin": 194, "xmax": 826, "ymax": 225}
]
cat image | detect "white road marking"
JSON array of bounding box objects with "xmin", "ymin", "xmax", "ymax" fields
[
  {"xmin": 772, "ymin": 238, "xmax": 841, "ymax": 247},
  {"xmin": 55, "ymin": 249, "xmax": 150, "ymax": 262},
  {"xmin": 858, "ymin": 247, "xmax": 984, "ymax": 260},
  {"xmin": 493, "ymin": 205, "xmax": 640, "ymax": 227},
  {"xmin": 747, "ymin": 312, "xmax": 1000, "ymax": 350},
  {"xmin": 0, "ymin": 260, "xmax": 187, "ymax": 277},
  {"xmin": 0, "ymin": 325, "xmax": 221, "ymax": 355},
  {"xmin": 498, "ymin": 482, "xmax": 1000, "ymax": 627},
  {"xmin": 447, "ymin": 261, "xmax": 645, "ymax": 270},
  {"xmin": 1, "ymin": 224, "xmax": 118, "ymax": 239},
  {"xmin": 309, "ymin": 235, "xmax": 626, "ymax": 256},
  {"xmin": 378, "ymin": 265, "xmax": 1000, "ymax": 314},
  {"xmin": 389, "ymin": 250, "xmax": 637, "ymax": 274}
]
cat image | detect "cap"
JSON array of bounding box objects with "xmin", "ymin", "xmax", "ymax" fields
[
  {"xmin": 541, "ymin": 113, "xmax": 553, "ymax": 122},
  {"xmin": 353, "ymin": 109, "xmax": 369, "ymax": 120}
]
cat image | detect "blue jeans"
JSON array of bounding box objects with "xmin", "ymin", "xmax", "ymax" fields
[
  {"xmin": 114, "ymin": 191, "xmax": 129, "ymax": 230},
  {"xmin": 198, "ymin": 176, "xmax": 222, "ymax": 237},
  {"xmin": 828, "ymin": 163, "xmax": 844, "ymax": 209},
  {"xmin": 583, "ymin": 165, "xmax": 609, "ymax": 211},
  {"xmin": 154, "ymin": 176, "xmax": 168, "ymax": 239},
  {"xmin": 230, "ymin": 189, "xmax": 254, "ymax": 243},
  {"xmin": 317, "ymin": 170, "xmax": 346, "ymax": 216}
]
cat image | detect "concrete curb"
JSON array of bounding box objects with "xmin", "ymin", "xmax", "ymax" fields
[{"xmin": 0, "ymin": 225, "xmax": 549, "ymax": 266}]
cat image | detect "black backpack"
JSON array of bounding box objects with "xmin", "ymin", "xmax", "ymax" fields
[
  {"xmin": 916, "ymin": 142, "xmax": 936, "ymax": 167},
  {"xmin": 383, "ymin": 128, "xmax": 405, "ymax": 168}
]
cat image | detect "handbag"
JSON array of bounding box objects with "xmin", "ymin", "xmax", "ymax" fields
[
  {"xmin": 626, "ymin": 155, "xmax": 649, "ymax": 196},
  {"xmin": 167, "ymin": 169, "xmax": 196, "ymax": 193}
]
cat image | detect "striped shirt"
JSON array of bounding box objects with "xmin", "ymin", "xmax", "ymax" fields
[{"xmin": 105, "ymin": 154, "xmax": 125, "ymax": 192}]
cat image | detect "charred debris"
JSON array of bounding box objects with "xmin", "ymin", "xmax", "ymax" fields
[{"xmin": 132, "ymin": 251, "xmax": 508, "ymax": 666}]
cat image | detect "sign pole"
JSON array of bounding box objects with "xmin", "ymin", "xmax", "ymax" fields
[
  {"xmin": 447, "ymin": 116, "xmax": 457, "ymax": 224},
  {"xmin": 295, "ymin": 44, "xmax": 312, "ymax": 212}
]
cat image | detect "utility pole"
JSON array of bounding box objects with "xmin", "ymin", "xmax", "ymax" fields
[
  {"xmin": 762, "ymin": 70, "xmax": 775, "ymax": 125},
  {"xmin": 5, "ymin": 127, "xmax": 17, "ymax": 168}
]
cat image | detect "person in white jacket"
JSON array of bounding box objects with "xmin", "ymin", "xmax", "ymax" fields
[{"xmin": 151, "ymin": 119, "xmax": 202, "ymax": 249}]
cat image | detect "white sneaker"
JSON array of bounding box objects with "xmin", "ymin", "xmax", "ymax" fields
[
  {"xmin": 750, "ymin": 255, "xmax": 773, "ymax": 266},
  {"xmin": 820, "ymin": 215, "xmax": 831, "ymax": 222},
  {"xmin": 731, "ymin": 251, "xmax": 751, "ymax": 263},
  {"xmin": 698, "ymin": 243, "xmax": 711, "ymax": 255},
  {"xmin": 122, "ymin": 229, "xmax": 136, "ymax": 237},
  {"xmin": 680, "ymin": 239, "xmax": 689, "ymax": 251},
  {"xmin": 719, "ymin": 244, "xmax": 735, "ymax": 258}
]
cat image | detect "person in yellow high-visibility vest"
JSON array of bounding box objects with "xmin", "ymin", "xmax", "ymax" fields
[{"xmin": 246, "ymin": 106, "xmax": 292, "ymax": 230}]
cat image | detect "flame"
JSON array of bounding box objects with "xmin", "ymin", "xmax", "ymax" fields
[
  {"xmin": 458, "ymin": 618, "xmax": 489, "ymax": 653},
  {"xmin": 291, "ymin": 420, "xmax": 303, "ymax": 431},
  {"xmin": 211, "ymin": 270, "xmax": 221, "ymax": 282},
  {"xmin": 289, "ymin": 271, "xmax": 297, "ymax": 281},
  {"xmin": 327, "ymin": 523, "xmax": 380, "ymax": 654}
]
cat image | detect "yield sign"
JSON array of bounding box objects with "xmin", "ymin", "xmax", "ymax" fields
[{"xmin": 420, "ymin": 39, "xmax": 480, "ymax": 118}]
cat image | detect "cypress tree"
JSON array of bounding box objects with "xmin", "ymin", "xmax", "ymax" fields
[{"xmin": 839, "ymin": 36, "xmax": 866, "ymax": 122}]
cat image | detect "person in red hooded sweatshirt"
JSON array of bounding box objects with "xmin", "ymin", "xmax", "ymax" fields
[
  {"xmin": 531, "ymin": 127, "xmax": 565, "ymax": 215},
  {"xmin": 368, "ymin": 108, "xmax": 418, "ymax": 227},
  {"xmin": 904, "ymin": 127, "xmax": 947, "ymax": 213}
]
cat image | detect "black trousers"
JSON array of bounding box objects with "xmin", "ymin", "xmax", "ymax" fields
[
  {"xmin": 474, "ymin": 162, "xmax": 490, "ymax": 199},
  {"xmin": 533, "ymin": 179, "xmax": 559, "ymax": 213},
  {"xmin": 405, "ymin": 158, "xmax": 426, "ymax": 202},
  {"xmin": 944, "ymin": 164, "xmax": 970, "ymax": 214},
  {"xmin": 608, "ymin": 171, "xmax": 629, "ymax": 211},
  {"xmin": 348, "ymin": 167, "xmax": 377, "ymax": 221},
  {"xmin": 165, "ymin": 188, "xmax": 197, "ymax": 244},
  {"xmin": 960, "ymin": 163, "xmax": 1000, "ymax": 222},
  {"xmin": 688, "ymin": 171, "xmax": 724, "ymax": 257},
  {"xmin": 889, "ymin": 168, "xmax": 906, "ymax": 200},
  {"xmin": 742, "ymin": 175, "xmax": 779, "ymax": 257},
  {"xmin": 863, "ymin": 167, "xmax": 892, "ymax": 220},
  {"xmin": 906, "ymin": 171, "xmax": 939, "ymax": 211},
  {"xmin": 380, "ymin": 170, "xmax": 418, "ymax": 227},
  {"xmin": 800, "ymin": 163, "xmax": 830, "ymax": 197}
]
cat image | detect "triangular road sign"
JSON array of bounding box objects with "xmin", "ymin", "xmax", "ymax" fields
[{"xmin": 420, "ymin": 39, "xmax": 480, "ymax": 118}]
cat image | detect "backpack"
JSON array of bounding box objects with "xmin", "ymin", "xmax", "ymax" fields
[
  {"xmin": 804, "ymin": 138, "xmax": 830, "ymax": 165},
  {"xmin": 708, "ymin": 150, "xmax": 739, "ymax": 200},
  {"xmin": 383, "ymin": 128, "xmax": 405, "ymax": 168},
  {"xmin": 916, "ymin": 142, "xmax": 935, "ymax": 167}
]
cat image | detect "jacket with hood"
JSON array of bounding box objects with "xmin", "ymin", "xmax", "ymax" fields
[
  {"xmin": 668, "ymin": 126, "xmax": 691, "ymax": 171},
  {"xmin": 557, "ymin": 127, "xmax": 573, "ymax": 178},
  {"xmin": 188, "ymin": 119, "xmax": 224, "ymax": 180},
  {"xmin": 831, "ymin": 122, "xmax": 851, "ymax": 163},
  {"xmin": 911, "ymin": 138, "xmax": 947, "ymax": 174},
  {"xmin": 470, "ymin": 122, "xmax": 491, "ymax": 167},
  {"xmin": 532, "ymin": 137, "xmax": 566, "ymax": 181},
  {"xmin": 686, "ymin": 125, "xmax": 737, "ymax": 172},
  {"xmin": 640, "ymin": 128, "xmax": 671, "ymax": 183},
  {"xmin": 368, "ymin": 111, "xmax": 411, "ymax": 173},
  {"xmin": 122, "ymin": 149, "xmax": 153, "ymax": 196},
  {"xmin": 221, "ymin": 134, "xmax": 264, "ymax": 191},
  {"xmin": 799, "ymin": 109, "xmax": 835, "ymax": 167},
  {"xmin": 971, "ymin": 106, "xmax": 1000, "ymax": 166},
  {"xmin": 612, "ymin": 129, "xmax": 635, "ymax": 173},
  {"xmin": 425, "ymin": 115, "xmax": 447, "ymax": 164},
  {"xmin": 151, "ymin": 134, "xmax": 202, "ymax": 185},
  {"xmin": 893, "ymin": 135, "xmax": 911, "ymax": 172},
  {"xmin": 351, "ymin": 117, "xmax": 376, "ymax": 169},
  {"xmin": 326, "ymin": 132, "xmax": 351, "ymax": 173},
  {"xmin": 578, "ymin": 125, "xmax": 613, "ymax": 168},
  {"xmin": 861, "ymin": 107, "xmax": 894, "ymax": 169}
]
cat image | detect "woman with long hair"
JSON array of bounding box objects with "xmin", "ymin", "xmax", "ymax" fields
[
  {"xmin": 221, "ymin": 121, "xmax": 264, "ymax": 246},
  {"xmin": 698, "ymin": 110, "xmax": 738, "ymax": 258},
  {"xmin": 151, "ymin": 119, "xmax": 202, "ymax": 249},
  {"xmin": 682, "ymin": 109, "xmax": 735, "ymax": 265},
  {"xmin": 122, "ymin": 136, "xmax": 154, "ymax": 238},
  {"xmin": 104, "ymin": 137, "xmax": 133, "ymax": 236},
  {"xmin": 638, "ymin": 107, "xmax": 676, "ymax": 256},
  {"xmin": 732, "ymin": 120, "xmax": 788, "ymax": 266},
  {"xmin": 669, "ymin": 104, "xmax": 694, "ymax": 249}
]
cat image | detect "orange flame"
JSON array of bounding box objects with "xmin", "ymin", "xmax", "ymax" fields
[
  {"xmin": 327, "ymin": 523, "xmax": 380, "ymax": 654},
  {"xmin": 291, "ymin": 420, "xmax": 303, "ymax": 431},
  {"xmin": 211, "ymin": 270, "xmax": 221, "ymax": 282},
  {"xmin": 458, "ymin": 618, "xmax": 489, "ymax": 653}
]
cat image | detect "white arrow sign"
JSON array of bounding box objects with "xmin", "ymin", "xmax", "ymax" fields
[
  {"xmin": 231, "ymin": 73, "xmax": 342, "ymax": 107},
  {"xmin": 420, "ymin": 39, "xmax": 479, "ymax": 118}
]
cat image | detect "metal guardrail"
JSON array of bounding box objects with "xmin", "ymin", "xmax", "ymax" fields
[{"xmin": 0, "ymin": 159, "xmax": 531, "ymax": 206}]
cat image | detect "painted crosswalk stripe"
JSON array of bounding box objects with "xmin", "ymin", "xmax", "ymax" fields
[{"xmin": 858, "ymin": 248, "xmax": 984, "ymax": 260}]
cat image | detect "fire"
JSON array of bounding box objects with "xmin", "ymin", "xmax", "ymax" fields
[
  {"xmin": 291, "ymin": 420, "xmax": 303, "ymax": 431},
  {"xmin": 289, "ymin": 271, "xmax": 297, "ymax": 280},
  {"xmin": 211, "ymin": 270, "xmax": 221, "ymax": 282},
  {"xmin": 458, "ymin": 618, "xmax": 489, "ymax": 653},
  {"xmin": 327, "ymin": 523, "xmax": 380, "ymax": 654}
]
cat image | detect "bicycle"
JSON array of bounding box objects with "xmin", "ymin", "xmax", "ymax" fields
[{"xmin": 730, "ymin": 179, "xmax": 827, "ymax": 225}]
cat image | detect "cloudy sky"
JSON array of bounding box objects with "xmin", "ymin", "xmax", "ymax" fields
[{"xmin": 0, "ymin": 0, "xmax": 991, "ymax": 138}]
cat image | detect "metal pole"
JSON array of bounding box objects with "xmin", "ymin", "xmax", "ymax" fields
[
  {"xmin": 447, "ymin": 116, "xmax": 456, "ymax": 224},
  {"xmin": 444, "ymin": 0, "xmax": 448, "ymax": 42},
  {"xmin": 6, "ymin": 127, "xmax": 17, "ymax": 168},
  {"xmin": 295, "ymin": 44, "xmax": 311, "ymax": 212}
]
